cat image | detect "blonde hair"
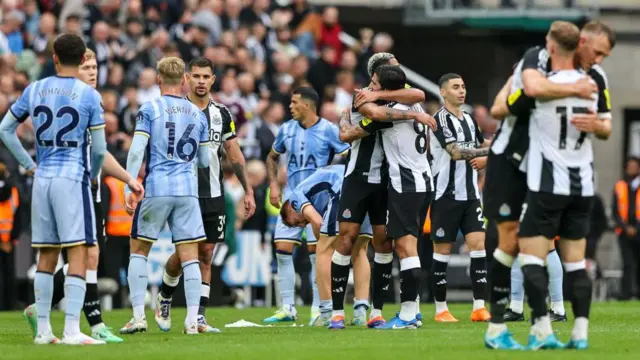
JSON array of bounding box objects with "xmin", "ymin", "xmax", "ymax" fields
[
  {"xmin": 157, "ymin": 57, "xmax": 185, "ymax": 85},
  {"xmin": 548, "ymin": 21, "xmax": 580, "ymax": 52},
  {"xmin": 84, "ymin": 48, "xmax": 96, "ymax": 61}
]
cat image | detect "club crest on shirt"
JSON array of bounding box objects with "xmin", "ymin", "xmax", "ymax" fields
[{"xmin": 443, "ymin": 127, "xmax": 453, "ymax": 139}]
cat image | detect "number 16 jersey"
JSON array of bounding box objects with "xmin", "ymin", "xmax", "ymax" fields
[
  {"xmin": 380, "ymin": 103, "xmax": 433, "ymax": 193},
  {"xmin": 528, "ymin": 70, "xmax": 598, "ymax": 197},
  {"xmin": 135, "ymin": 95, "xmax": 210, "ymax": 197}
]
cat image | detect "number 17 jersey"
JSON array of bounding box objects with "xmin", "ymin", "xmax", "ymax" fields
[
  {"xmin": 135, "ymin": 95, "xmax": 210, "ymax": 197},
  {"xmin": 9, "ymin": 76, "xmax": 104, "ymax": 183}
]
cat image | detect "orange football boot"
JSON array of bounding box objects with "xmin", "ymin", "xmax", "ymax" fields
[
  {"xmin": 434, "ymin": 310, "xmax": 459, "ymax": 322},
  {"xmin": 470, "ymin": 308, "xmax": 491, "ymax": 322}
]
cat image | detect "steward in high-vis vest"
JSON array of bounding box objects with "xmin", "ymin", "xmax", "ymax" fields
[
  {"xmin": 0, "ymin": 162, "xmax": 22, "ymax": 310},
  {"xmin": 612, "ymin": 157, "xmax": 640, "ymax": 300},
  {"xmin": 103, "ymin": 176, "xmax": 133, "ymax": 237}
]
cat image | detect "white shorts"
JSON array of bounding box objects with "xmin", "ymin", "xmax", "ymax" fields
[
  {"xmin": 131, "ymin": 196, "xmax": 206, "ymax": 244},
  {"xmin": 31, "ymin": 177, "xmax": 96, "ymax": 248},
  {"xmin": 274, "ymin": 215, "xmax": 318, "ymax": 245}
]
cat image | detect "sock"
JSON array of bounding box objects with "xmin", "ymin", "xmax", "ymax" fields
[
  {"xmin": 399, "ymin": 256, "xmax": 421, "ymax": 321},
  {"xmin": 510, "ymin": 257, "xmax": 525, "ymax": 314},
  {"xmin": 51, "ymin": 267, "xmax": 66, "ymax": 307},
  {"xmin": 182, "ymin": 260, "xmax": 202, "ymax": 326},
  {"xmin": 572, "ymin": 317, "xmax": 589, "ymax": 340},
  {"xmin": 489, "ymin": 249, "xmax": 514, "ymax": 325},
  {"xmin": 309, "ymin": 252, "xmax": 319, "ymax": 310},
  {"xmin": 519, "ymin": 254, "xmax": 549, "ymax": 321},
  {"xmin": 470, "ymin": 250, "xmax": 487, "ymax": 310},
  {"xmin": 370, "ymin": 309, "xmax": 382, "ymax": 319},
  {"xmin": 372, "ymin": 252, "xmax": 393, "ymax": 311},
  {"xmin": 353, "ymin": 299, "xmax": 369, "ymax": 318},
  {"xmin": 532, "ymin": 314, "xmax": 553, "ymax": 338},
  {"xmin": 199, "ymin": 282, "xmax": 210, "ymax": 317},
  {"xmin": 34, "ymin": 271, "xmax": 54, "ymax": 335},
  {"xmin": 319, "ymin": 300, "xmax": 332, "ymax": 321},
  {"xmin": 63, "ymin": 275, "xmax": 86, "ymax": 336},
  {"xmin": 431, "ymin": 253, "xmax": 449, "ymax": 314},
  {"xmin": 83, "ymin": 270, "xmax": 103, "ymax": 328},
  {"xmin": 416, "ymin": 294, "xmax": 421, "ymax": 315},
  {"xmin": 331, "ymin": 251, "xmax": 351, "ymax": 312},
  {"xmin": 547, "ymin": 250, "xmax": 565, "ymax": 315},
  {"xmin": 128, "ymin": 254, "xmax": 148, "ymax": 319},
  {"xmin": 565, "ymin": 260, "xmax": 592, "ymax": 331},
  {"xmin": 276, "ymin": 251, "xmax": 295, "ymax": 307},
  {"xmin": 159, "ymin": 270, "xmax": 181, "ymax": 299}
]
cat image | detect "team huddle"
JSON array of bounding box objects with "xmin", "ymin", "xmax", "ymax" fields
[{"xmin": 0, "ymin": 18, "xmax": 614, "ymax": 350}]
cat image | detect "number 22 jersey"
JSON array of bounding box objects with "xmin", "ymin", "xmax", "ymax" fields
[{"xmin": 135, "ymin": 95, "xmax": 210, "ymax": 197}]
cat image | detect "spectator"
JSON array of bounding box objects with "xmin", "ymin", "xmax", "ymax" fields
[
  {"xmin": 334, "ymin": 70, "xmax": 355, "ymax": 113},
  {"xmin": 88, "ymin": 21, "xmax": 112, "ymax": 86},
  {"xmin": 307, "ymin": 46, "xmax": 337, "ymax": 100},
  {"xmin": 318, "ymin": 7, "xmax": 342, "ymax": 67},
  {"xmin": 136, "ymin": 67, "xmax": 161, "ymax": 104},
  {"xmin": 31, "ymin": 11, "xmax": 56, "ymax": 54},
  {"xmin": 221, "ymin": 0, "xmax": 243, "ymax": 32},
  {"xmin": 239, "ymin": 0, "xmax": 272, "ymax": 28},
  {"xmin": 240, "ymin": 101, "xmax": 284, "ymax": 162},
  {"xmin": 1, "ymin": 10, "xmax": 25, "ymax": 55}
]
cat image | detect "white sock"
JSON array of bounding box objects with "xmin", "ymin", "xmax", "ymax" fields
[
  {"xmin": 416, "ymin": 295, "xmax": 421, "ymax": 314},
  {"xmin": 399, "ymin": 301, "xmax": 417, "ymax": 321},
  {"xmin": 473, "ymin": 299, "xmax": 485, "ymax": 311},
  {"xmin": 64, "ymin": 318, "xmax": 80, "ymax": 337},
  {"xmin": 91, "ymin": 323, "xmax": 106, "ymax": 333},
  {"xmin": 572, "ymin": 317, "xmax": 589, "ymax": 340},
  {"xmin": 133, "ymin": 304, "xmax": 145, "ymax": 320},
  {"xmin": 332, "ymin": 309, "xmax": 345, "ymax": 318},
  {"xmin": 370, "ymin": 309, "xmax": 382, "ymax": 319},
  {"xmin": 487, "ymin": 322, "xmax": 508, "ymax": 337},
  {"xmin": 186, "ymin": 305, "xmax": 199, "ymax": 327},
  {"xmin": 435, "ymin": 301, "xmax": 448, "ymax": 315},
  {"xmin": 551, "ymin": 301, "xmax": 565, "ymax": 315},
  {"xmin": 510, "ymin": 300, "xmax": 524, "ymax": 314},
  {"xmin": 531, "ymin": 315, "xmax": 552, "ymax": 339}
]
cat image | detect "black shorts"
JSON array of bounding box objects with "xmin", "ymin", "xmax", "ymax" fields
[
  {"xmin": 483, "ymin": 151, "xmax": 527, "ymax": 223},
  {"xmin": 94, "ymin": 200, "xmax": 105, "ymax": 248},
  {"xmin": 386, "ymin": 189, "xmax": 431, "ymax": 239},
  {"xmin": 338, "ymin": 176, "xmax": 387, "ymax": 226},
  {"xmin": 518, "ymin": 191, "xmax": 593, "ymax": 240},
  {"xmin": 200, "ymin": 197, "xmax": 226, "ymax": 244},
  {"xmin": 430, "ymin": 197, "xmax": 485, "ymax": 243}
]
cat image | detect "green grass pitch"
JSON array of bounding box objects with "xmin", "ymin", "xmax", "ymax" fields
[{"xmin": 1, "ymin": 302, "xmax": 639, "ymax": 360}]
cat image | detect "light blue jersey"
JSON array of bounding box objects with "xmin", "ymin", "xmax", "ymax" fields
[
  {"xmin": 8, "ymin": 75, "xmax": 105, "ymax": 183},
  {"xmin": 286, "ymin": 165, "xmax": 372, "ymax": 237},
  {"xmin": 273, "ymin": 118, "xmax": 349, "ymax": 198},
  {"xmin": 134, "ymin": 95, "xmax": 210, "ymax": 197}
]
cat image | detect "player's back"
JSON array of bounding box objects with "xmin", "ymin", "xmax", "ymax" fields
[
  {"xmin": 530, "ymin": 70, "xmax": 597, "ymax": 167},
  {"xmin": 21, "ymin": 76, "xmax": 103, "ymax": 183},
  {"xmin": 140, "ymin": 95, "xmax": 209, "ymax": 197},
  {"xmin": 380, "ymin": 103, "xmax": 432, "ymax": 193},
  {"xmin": 290, "ymin": 164, "xmax": 345, "ymax": 213}
]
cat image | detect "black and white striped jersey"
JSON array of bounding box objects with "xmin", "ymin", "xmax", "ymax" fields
[
  {"xmin": 187, "ymin": 97, "xmax": 236, "ymax": 199},
  {"xmin": 430, "ymin": 107, "xmax": 485, "ymax": 201},
  {"xmin": 378, "ymin": 103, "xmax": 433, "ymax": 193},
  {"xmin": 490, "ymin": 46, "xmax": 549, "ymax": 168},
  {"xmin": 527, "ymin": 70, "xmax": 598, "ymax": 197},
  {"xmin": 344, "ymin": 107, "xmax": 387, "ymax": 184}
]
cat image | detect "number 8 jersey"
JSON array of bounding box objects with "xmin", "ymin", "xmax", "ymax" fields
[
  {"xmin": 9, "ymin": 76, "xmax": 104, "ymax": 183},
  {"xmin": 134, "ymin": 95, "xmax": 210, "ymax": 197},
  {"xmin": 380, "ymin": 102, "xmax": 433, "ymax": 193},
  {"xmin": 528, "ymin": 70, "xmax": 598, "ymax": 196}
]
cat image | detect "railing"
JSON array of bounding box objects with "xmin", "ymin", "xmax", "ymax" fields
[{"xmin": 420, "ymin": 0, "xmax": 600, "ymax": 18}]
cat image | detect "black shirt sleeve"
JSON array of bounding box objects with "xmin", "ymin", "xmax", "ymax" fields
[
  {"xmin": 588, "ymin": 66, "xmax": 612, "ymax": 117},
  {"xmin": 521, "ymin": 46, "xmax": 550, "ymax": 75},
  {"xmin": 506, "ymin": 88, "xmax": 535, "ymax": 117},
  {"xmin": 433, "ymin": 111, "xmax": 457, "ymax": 148}
]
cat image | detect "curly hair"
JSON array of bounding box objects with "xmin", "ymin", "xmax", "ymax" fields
[{"xmin": 367, "ymin": 52, "xmax": 395, "ymax": 78}]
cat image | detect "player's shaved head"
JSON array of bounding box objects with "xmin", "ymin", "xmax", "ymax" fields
[
  {"xmin": 582, "ymin": 20, "xmax": 615, "ymax": 49},
  {"xmin": 548, "ymin": 21, "xmax": 580, "ymax": 52},
  {"xmin": 53, "ymin": 33, "xmax": 86, "ymax": 66},
  {"xmin": 438, "ymin": 73, "xmax": 462, "ymax": 88}
]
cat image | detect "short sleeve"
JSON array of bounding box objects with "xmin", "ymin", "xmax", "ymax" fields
[
  {"xmin": 200, "ymin": 113, "xmax": 211, "ymax": 145},
  {"xmin": 506, "ymin": 88, "xmax": 535, "ymax": 117},
  {"xmin": 433, "ymin": 111, "xmax": 456, "ymax": 148},
  {"xmin": 589, "ymin": 67, "xmax": 612, "ymax": 119},
  {"xmin": 521, "ymin": 47, "xmax": 549, "ymax": 75},
  {"xmin": 272, "ymin": 124, "xmax": 287, "ymax": 154},
  {"xmin": 289, "ymin": 188, "xmax": 309, "ymax": 214},
  {"xmin": 9, "ymin": 83, "xmax": 33, "ymax": 123},
  {"xmin": 134, "ymin": 103, "xmax": 152, "ymax": 138},
  {"xmin": 359, "ymin": 117, "xmax": 392, "ymax": 133},
  {"xmin": 328, "ymin": 124, "xmax": 349, "ymax": 155},
  {"xmin": 220, "ymin": 105, "xmax": 237, "ymax": 141},
  {"xmin": 87, "ymin": 89, "xmax": 105, "ymax": 130}
]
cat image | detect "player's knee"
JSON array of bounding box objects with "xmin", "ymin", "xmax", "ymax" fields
[
  {"xmin": 198, "ymin": 244, "xmax": 214, "ymax": 266},
  {"xmin": 130, "ymin": 239, "xmax": 152, "ymax": 256},
  {"xmin": 433, "ymin": 242, "xmax": 452, "ymax": 256},
  {"xmin": 373, "ymin": 238, "xmax": 393, "ymax": 254},
  {"xmin": 87, "ymin": 246, "xmax": 100, "ymax": 269},
  {"xmin": 307, "ymin": 244, "xmax": 316, "ymax": 254},
  {"xmin": 466, "ymin": 234, "xmax": 485, "ymax": 252},
  {"xmin": 275, "ymin": 241, "xmax": 296, "ymax": 254},
  {"xmin": 335, "ymin": 235, "xmax": 354, "ymax": 256}
]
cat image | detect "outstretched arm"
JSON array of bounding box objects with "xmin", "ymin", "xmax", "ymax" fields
[
  {"xmin": 124, "ymin": 133, "xmax": 149, "ymax": 194},
  {"xmin": 224, "ymin": 137, "xmax": 256, "ymax": 218}
]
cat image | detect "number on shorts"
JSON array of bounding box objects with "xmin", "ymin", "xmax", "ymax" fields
[
  {"xmin": 519, "ymin": 203, "xmax": 528, "ymax": 223},
  {"xmin": 34, "ymin": 105, "xmax": 81, "ymax": 147},
  {"xmin": 165, "ymin": 122, "xmax": 197, "ymax": 161},
  {"xmin": 218, "ymin": 215, "xmax": 226, "ymax": 239},
  {"xmin": 413, "ymin": 122, "xmax": 427, "ymax": 154},
  {"xmin": 476, "ymin": 207, "xmax": 483, "ymax": 222}
]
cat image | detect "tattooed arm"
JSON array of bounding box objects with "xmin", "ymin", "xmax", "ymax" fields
[
  {"xmin": 266, "ymin": 149, "xmax": 282, "ymax": 208},
  {"xmin": 224, "ymin": 138, "xmax": 256, "ymax": 218},
  {"xmin": 445, "ymin": 143, "xmax": 489, "ymax": 161},
  {"xmin": 358, "ymin": 102, "xmax": 437, "ymax": 129},
  {"xmin": 339, "ymin": 109, "xmax": 369, "ymax": 143}
]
